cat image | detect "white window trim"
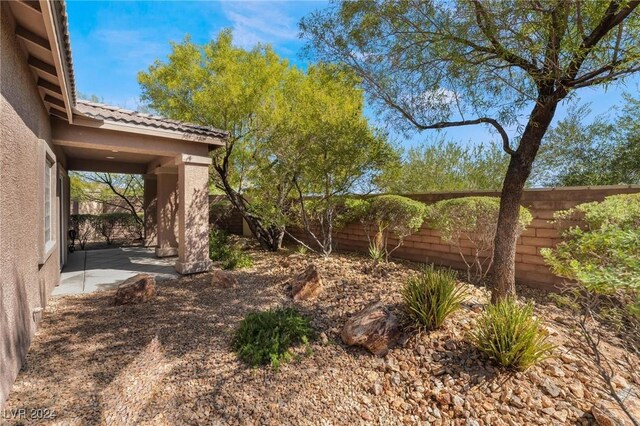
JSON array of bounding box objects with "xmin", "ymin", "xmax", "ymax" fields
[{"xmin": 39, "ymin": 140, "xmax": 57, "ymax": 265}]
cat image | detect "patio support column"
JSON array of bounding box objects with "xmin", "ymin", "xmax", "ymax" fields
[
  {"xmin": 174, "ymin": 154, "xmax": 213, "ymax": 274},
  {"xmin": 143, "ymin": 174, "xmax": 157, "ymax": 247},
  {"xmin": 155, "ymin": 170, "xmax": 179, "ymax": 257}
]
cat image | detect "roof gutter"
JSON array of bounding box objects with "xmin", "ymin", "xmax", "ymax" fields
[{"xmin": 39, "ymin": 0, "xmax": 74, "ymax": 123}]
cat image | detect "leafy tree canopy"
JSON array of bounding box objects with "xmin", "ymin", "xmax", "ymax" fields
[
  {"xmin": 533, "ymin": 93, "xmax": 640, "ymax": 187},
  {"xmin": 138, "ymin": 30, "xmax": 395, "ymax": 252},
  {"xmin": 381, "ymin": 139, "xmax": 509, "ymax": 193}
]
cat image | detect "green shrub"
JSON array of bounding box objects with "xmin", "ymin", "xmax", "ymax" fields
[
  {"xmin": 209, "ymin": 227, "xmax": 231, "ymax": 261},
  {"xmin": 361, "ymin": 195, "xmax": 427, "ymax": 262},
  {"xmin": 542, "ymin": 194, "xmax": 640, "ymax": 317},
  {"xmin": 209, "ymin": 227, "xmax": 252, "ymax": 270},
  {"xmin": 428, "ymin": 197, "xmax": 532, "ymax": 283},
  {"xmin": 470, "ymin": 299, "xmax": 554, "ymax": 370},
  {"xmin": 233, "ymin": 308, "xmax": 315, "ymax": 369},
  {"xmin": 70, "ymin": 214, "xmax": 94, "ymax": 249},
  {"xmin": 222, "ymin": 249, "xmax": 253, "ymax": 270},
  {"xmin": 402, "ymin": 265, "xmax": 467, "ymax": 330}
]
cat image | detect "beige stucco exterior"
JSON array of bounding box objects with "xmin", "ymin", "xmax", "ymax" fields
[
  {"xmin": 0, "ymin": 3, "xmax": 65, "ymax": 405},
  {"xmin": 0, "ymin": 1, "xmax": 224, "ymax": 407}
]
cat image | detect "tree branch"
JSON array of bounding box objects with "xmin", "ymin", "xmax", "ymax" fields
[{"xmin": 471, "ymin": 0, "xmax": 542, "ymax": 78}]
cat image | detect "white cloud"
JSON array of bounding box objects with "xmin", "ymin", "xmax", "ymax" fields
[{"xmin": 219, "ymin": 1, "xmax": 300, "ymax": 49}]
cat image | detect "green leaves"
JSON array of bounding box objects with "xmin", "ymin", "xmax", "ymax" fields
[
  {"xmin": 428, "ymin": 197, "xmax": 532, "ymax": 283},
  {"xmin": 542, "ymin": 193, "xmax": 640, "ymax": 299},
  {"xmin": 402, "ymin": 266, "xmax": 467, "ymax": 330},
  {"xmin": 139, "ymin": 31, "xmax": 395, "ymax": 253},
  {"xmin": 380, "ymin": 139, "xmax": 509, "ymax": 193},
  {"xmin": 533, "ymin": 96, "xmax": 640, "ymax": 187},
  {"xmin": 232, "ymin": 308, "xmax": 315, "ymax": 369},
  {"xmin": 471, "ymin": 300, "xmax": 554, "ymax": 370}
]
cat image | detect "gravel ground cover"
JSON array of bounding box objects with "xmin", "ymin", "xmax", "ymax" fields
[{"xmin": 4, "ymin": 248, "xmax": 639, "ymax": 425}]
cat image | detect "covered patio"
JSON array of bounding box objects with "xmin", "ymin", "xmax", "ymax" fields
[
  {"xmin": 54, "ymin": 101, "xmax": 227, "ymax": 276},
  {"xmin": 53, "ymin": 247, "xmax": 179, "ymax": 296}
]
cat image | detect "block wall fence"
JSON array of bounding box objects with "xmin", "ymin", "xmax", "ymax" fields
[{"xmin": 212, "ymin": 185, "xmax": 640, "ymax": 291}]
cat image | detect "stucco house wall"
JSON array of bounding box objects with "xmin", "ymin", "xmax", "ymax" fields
[{"xmin": 0, "ymin": 3, "xmax": 67, "ymax": 406}]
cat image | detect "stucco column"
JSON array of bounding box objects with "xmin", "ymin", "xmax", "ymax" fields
[
  {"xmin": 143, "ymin": 174, "xmax": 157, "ymax": 247},
  {"xmin": 174, "ymin": 154, "xmax": 213, "ymax": 274},
  {"xmin": 155, "ymin": 170, "xmax": 179, "ymax": 257}
]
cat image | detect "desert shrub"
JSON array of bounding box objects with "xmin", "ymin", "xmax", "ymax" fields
[
  {"xmin": 70, "ymin": 214, "xmax": 94, "ymax": 249},
  {"xmin": 233, "ymin": 308, "xmax": 315, "ymax": 369},
  {"xmin": 118, "ymin": 212, "xmax": 144, "ymax": 240},
  {"xmin": 361, "ymin": 195, "xmax": 427, "ymax": 262},
  {"xmin": 402, "ymin": 265, "xmax": 467, "ymax": 330},
  {"xmin": 428, "ymin": 197, "xmax": 532, "ymax": 284},
  {"xmin": 288, "ymin": 196, "xmax": 370, "ymax": 256},
  {"xmin": 541, "ymin": 193, "xmax": 640, "ymax": 318},
  {"xmin": 209, "ymin": 227, "xmax": 252, "ymax": 270},
  {"xmin": 470, "ymin": 299, "xmax": 554, "ymax": 370},
  {"xmin": 209, "ymin": 227, "xmax": 231, "ymax": 261},
  {"xmin": 222, "ymin": 249, "xmax": 253, "ymax": 270},
  {"xmin": 91, "ymin": 213, "xmax": 140, "ymax": 244}
]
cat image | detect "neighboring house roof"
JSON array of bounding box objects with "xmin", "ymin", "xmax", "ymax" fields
[{"xmin": 75, "ymin": 100, "xmax": 228, "ymax": 139}]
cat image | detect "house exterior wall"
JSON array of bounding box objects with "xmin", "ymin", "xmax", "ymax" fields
[{"xmin": 0, "ymin": 4, "xmax": 66, "ymax": 406}]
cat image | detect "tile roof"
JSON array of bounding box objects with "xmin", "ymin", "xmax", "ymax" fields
[
  {"xmin": 54, "ymin": 0, "xmax": 76, "ymax": 103},
  {"xmin": 75, "ymin": 100, "xmax": 228, "ymax": 139},
  {"xmin": 54, "ymin": 2, "xmax": 227, "ymax": 141}
]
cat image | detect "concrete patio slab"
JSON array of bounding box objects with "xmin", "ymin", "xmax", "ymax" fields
[{"xmin": 53, "ymin": 247, "xmax": 178, "ymax": 296}]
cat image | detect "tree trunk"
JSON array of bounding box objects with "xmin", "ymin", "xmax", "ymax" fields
[{"xmin": 491, "ymin": 97, "xmax": 560, "ymax": 302}]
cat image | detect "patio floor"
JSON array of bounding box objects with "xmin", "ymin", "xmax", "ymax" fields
[{"xmin": 53, "ymin": 247, "xmax": 179, "ymax": 296}]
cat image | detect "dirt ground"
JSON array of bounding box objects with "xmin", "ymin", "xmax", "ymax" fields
[{"xmin": 3, "ymin": 248, "xmax": 639, "ymax": 425}]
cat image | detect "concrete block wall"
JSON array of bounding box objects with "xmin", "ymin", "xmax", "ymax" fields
[{"xmin": 219, "ymin": 186, "xmax": 640, "ymax": 291}]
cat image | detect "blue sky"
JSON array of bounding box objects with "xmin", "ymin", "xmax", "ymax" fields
[{"xmin": 66, "ymin": 1, "xmax": 639, "ymax": 150}]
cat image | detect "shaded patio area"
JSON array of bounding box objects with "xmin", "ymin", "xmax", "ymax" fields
[{"xmin": 53, "ymin": 247, "xmax": 178, "ymax": 296}]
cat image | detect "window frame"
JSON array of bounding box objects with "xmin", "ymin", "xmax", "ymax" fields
[{"xmin": 39, "ymin": 140, "xmax": 57, "ymax": 265}]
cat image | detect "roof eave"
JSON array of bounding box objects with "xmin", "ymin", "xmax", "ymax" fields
[
  {"xmin": 40, "ymin": 0, "xmax": 74, "ymax": 123},
  {"xmin": 72, "ymin": 113, "xmax": 226, "ymax": 147}
]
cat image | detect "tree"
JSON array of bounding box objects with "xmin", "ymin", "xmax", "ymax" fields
[
  {"xmin": 139, "ymin": 31, "xmax": 395, "ymax": 253},
  {"xmin": 381, "ymin": 139, "xmax": 509, "ymax": 193},
  {"xmin": 71, "ymin": 172, "xmax": 144, "ymax": 228},
  {"xmin": 302, "ymin": 0, "xmax": 640, "ymax": 302},
  {"xmin": 276, "ymin": 65, "xmax": 395, "ymax": 255},
  {"xmin": 139, "ymin": 31, "xmax": 294, "ymax": 251},
  {"xmin": 533, "ymin": 95, "xmax": 640, "ymax": 186}
]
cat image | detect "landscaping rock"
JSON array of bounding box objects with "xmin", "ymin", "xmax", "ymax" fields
[
  {"xmin": 341, "ymin": 301, "xmax": 400, "ymax": 356},
  {"xmin": 210, "ymin": 269, "xmax": 238, "ymax": 288},
  {"xmin": 113, "ymin": 274, "xmax": 156, "ymax": 305},
  {"xmin": 592, "ymin": 388, "xmax": 640, "ymax": 426},
  {"xmin": 290, "ymin": 264, "xmax": 323, "ymax": 301}
]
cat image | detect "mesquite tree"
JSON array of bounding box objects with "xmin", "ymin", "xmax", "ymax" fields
[{"xmin": 302, "ymin": 0, "xmax": 640, "ymax": 301}]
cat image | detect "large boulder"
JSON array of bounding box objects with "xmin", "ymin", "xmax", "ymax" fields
[
  {"xmin": 291, "ymin": 264, "xmax": 323, "ymax": 301},
  {"xmin": 592, "ymin": 387, "xmax": 640, "ymax": 426},
  {"xmin": 211, "ymin": 269, "xmax": 238, "ymax": 288},
  {"xmin": 114, "ymin": 274, "xmax": 156, "ymax": 305},
  {"xmin": 341, "ymin": 301, "xmax": 401, "ymax": 357}
]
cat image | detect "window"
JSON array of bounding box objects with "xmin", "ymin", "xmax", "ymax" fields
[
  {"xmin": 39, "ymin": 140, "xmax": 56, "ymax": 265},
  {"xmin": 44, "ymin": 158, "xmax": 53, "ymax": 245}
]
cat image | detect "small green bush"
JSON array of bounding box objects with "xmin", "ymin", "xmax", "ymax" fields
[
  {"xmin": 222, "ymin": 249, "xmax": 253, "ymax": 270},
  {"xmin": 233, "ymin": 308, "xmax": 315, "ymax": 369},
  {"xmin": 360, "ymin": 195, "xmax": 427, "ymax": 262},
  {"xmin": 209, "ymin": 227, "xmax": 252, "ymax": 270},
  {"xmin": 470, "ymin": 299, "xmax": 554, "ymax": 370},
  {"xmin": 402, "ymin": 265, "xmax": 467, "ymax": 330},
  {"xmin": 542, "ymin": 193, "xmax": 640, "ymax": 318},
  {"xmin": 428, "ymin": 197, "xmax": 532, "ymax": 283}
]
